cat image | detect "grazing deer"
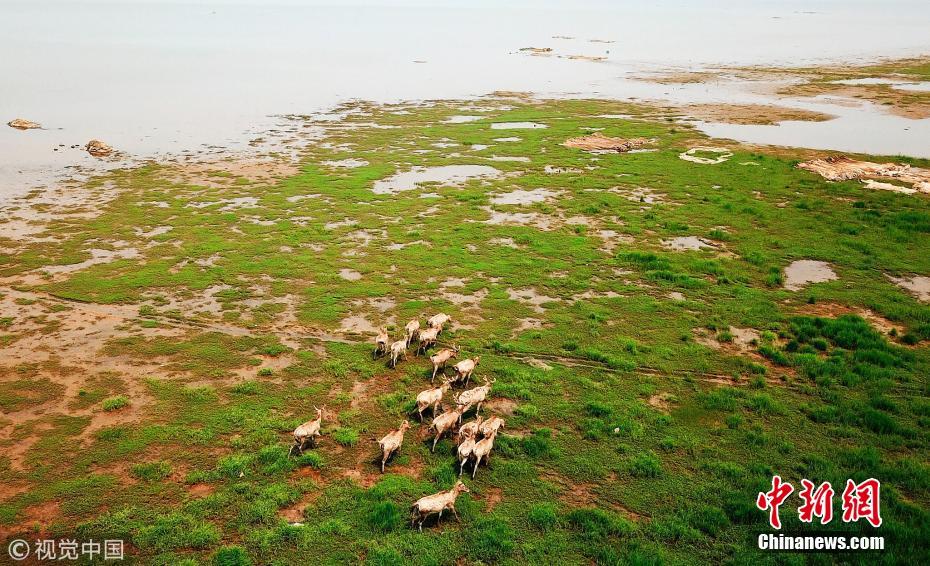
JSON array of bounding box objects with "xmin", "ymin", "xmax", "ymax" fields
[
  {"xmin": 427, "ymin": 313, "xmax": 451, "ymax": 333},
  {"xmin": 429, "ymin": 404, "xmax": 467, "ymax": 452},
  {"xmin": 478, "ymin": 415, "xmax": 506, "ymax": 438},
  {"xmin": 455, "ymin": 378, "xmax": 495, "ymax": 415},
  {"xmin": 469, "ymin": 430, "xmax": 498, "ymax": 479},
  {"xmin": 377, "ymin": 420, "xmax": 411, "ymax": 473},
  {"xmin": 289, "ymin": 406, "xmax": 324, "ymax": 456},
  {"xmin": 389, "ymin": 339, "xmax": 407, "ymax": 369},
  {"xmin": 429, "ymin": 346, "xmax": 459, "ymax": 382},
  {"xmin": 457, "ymin": 415, "xmax": 483, "ymax": 444},
  {"xmin": 404, "ymin": 319, "xmax": 420, "ymax": 345},
  {"xmin": 416, "ymin": 380, "xmax": 451, "ymax": 421},
  {"xmin": 451, "ymin": 356, "xmax": 480, "ymax": 386},
  {"xmin": 415, "ymin": 327, "xmax": 439, "ymax": 355},
  {"xmin": 411, "ymin": 481, "xmax": 470, "ymax": 532},
  {"xmin": 373, "ymin": 327, "xmax": 389, "ymax": 358}
]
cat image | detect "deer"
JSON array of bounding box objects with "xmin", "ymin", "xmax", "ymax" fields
[
  {"xmin": 429, "ymin": 404, "xmax": 468, "ymax": 452},
  {"xmin": 457, "ymin": 435, "xmax": 477, "ymax": 477},
  {"xmin": 373, "ymin": 327, "xmax": 389, "ymax": 358},
  {"xmin": 429, "ymin": 346, "xmax": 459, "ymax": 382},
  {"xmin": 451, "ymin": 356, "xmax": 480, "ymax": 386},
  {"xmin": 457, "ymin": 415, "xmax": 484, "ymax": 444},
  {"xmin": 427, "ymin": 313, "xmax": 451, "ymax": 333},
  {"xmin": 377, "ymin": 420, "xmax": 411, "ymax": 473},
  {"xmin": 389, "ymin": 338, "xmax": 407, "ymax": 369},
  {"xmin": 469, "ymin": 429, "xmax": 498, "ymax": 479},
  {"xmin": 415, "ymin": 380, "xmax": 451, "ymax": 421},
  {"xmin": 415, "ymin": 327, "xmax": 439, "ymax": 356},
  {"xmin": 478, "ymin": 415, "xmax": 506, "ymax": 438},
  {"xmin": 411, "ymin": 481, "xmax": 470, "ymax": 532},
  {"xmin": 455, "ymin": 378, "xmax": 495, "ymax": 415},
  {"xmin": 289, "ymin": 406, "xmax": 324, "ymax": 456},
  {"xmin": 404, "ymin": 319, "xmax": 420, "ymax": 345}
]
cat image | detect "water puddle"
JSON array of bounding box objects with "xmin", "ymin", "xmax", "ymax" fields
[
  {"xmin": 440, "ymin": 287, "xmax": 488, "ymax": 306},
  {"xmin": 892, "ymin": 81, "xmax": 930, "ymax": 92},
  {"xmin": 887, "ymin": 274, "xmax": 930, "ymax": 302},
  {"xmin": 662, "ymin": 236, "xmax": 715, "ymax": 251},
  {"xmin": 372, "ymin": 165, "xmax": 502, "ymax": 195},
  {"xmin": 678, "ymin": 147, "xmax": 733, "ymax": 165},
  {"xmin": 832, "ymin": 78, "xmax": 930, "ymax": 92},
  {"xmin": 339, "ymin": 268, "xmax": 362, "ymax": 281},
  {"xmin": 322, "ymin": 158, "xmax": 369, "ymax": 168},
  {"xmin": 490, "ymin": 188, "xmax": 560, "ymax": 205},
  {"xmin": 783, "ymin": 260, "xmax": 838, "ymax": 291},
  {"xmin": 697, "ymin": 96, "xmax": 930, "ymax": 159},
  {"xmin": 445, "ymin": 115, "xmax": 484, "ymax": 123},
  {"xmin": 481, "ymin": 207, "xmax": 555, "ymax": 230},
  {"xmin": 507, "ymin": 287, "xmax": 561, "ymax": 313},
  {"xmin": 339, "ymin": 314, "xmax": 379, "ymax": 334},
  {"xmin": 41, "ymin": 247, "xmax": 140, "ymax": 276}
]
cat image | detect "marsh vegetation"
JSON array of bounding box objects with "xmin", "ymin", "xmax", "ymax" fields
[{"xmin": 1, "ymin": 95, "xmax": 929, "ymax": 564}]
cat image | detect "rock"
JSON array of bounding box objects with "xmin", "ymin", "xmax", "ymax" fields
[
  {"xmin": 86, "ymin": 139, "xmax": 114, "ymax": 157},
  {"xmin": 8, "ymin": 118, "xmax": 41, "ymax": 130}
]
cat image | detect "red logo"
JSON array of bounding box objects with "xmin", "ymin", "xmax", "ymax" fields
[
  {"xmin": 841, "ymin": 478, "xmax": 882, "ymax": 527},
  {"xmin": 798, "ymin": 479, "xmax": 834, "ymax": 525},
  {"xmin": 757, "ymin": 475, "xmax": 795, "ymax": 529},
  {"xmin": 758, "ymin": 476, "xmax": 882, "ymax": 529}
]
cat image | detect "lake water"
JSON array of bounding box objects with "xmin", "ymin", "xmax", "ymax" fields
[{"xmin": 2, "ymin": 0, "xmax": 930, "ymax": 195}]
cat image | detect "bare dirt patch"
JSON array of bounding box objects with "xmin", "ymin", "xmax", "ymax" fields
[
  {"xmin": 484, "ymin": 397, "xmax": 517, "ymax": 416},
  {"xmin": 159, "ymin": 155, "xmax": 298, "ymax": 187},
  {"xmin": 680, "ymin": 103, "xmax": 835, "ymax": 125},
  {"xmin": 798, "ymin": 302, "xmax": 906, "ymax": 335},
  {"xmin": 647, "ymin": 392, "xmax": 675, "ymax": 412},
  {"xmin": 798, "ymin": 156, "xmax": 930, "ymax": 194},
  {"xmin": 563, "ymin": 133, "xmax": 651, "ymax": 153}
]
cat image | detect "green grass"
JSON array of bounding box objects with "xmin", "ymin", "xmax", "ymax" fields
[
  {"xmin": 101, "ymin": 395, "xmax": 130, "ymax": 412},
  {"xmin": 0, "ymin": 95, "xmax": 928, "ymax": 564}
]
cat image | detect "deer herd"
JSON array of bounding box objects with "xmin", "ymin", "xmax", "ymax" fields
[{"xmin": 289, "ymin": 312, "xmax": 505, "ymax": 531}]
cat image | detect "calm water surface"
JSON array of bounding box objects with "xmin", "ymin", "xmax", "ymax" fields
[{"xmin": 2, "ymin": 0, "xmax": 930, "ymax": 195}]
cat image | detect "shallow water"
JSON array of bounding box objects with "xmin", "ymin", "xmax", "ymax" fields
[
  {"xmin": 3, "ymin": 0, "xmax": 930, "ymax": 195},
  {"xmin": 784, "ymin": 260, "xmax": 838, "ymax": 291},
  {"xmin": 372, "ymin": 165, "xmax": 502, "ymax": 195},
  {"xmin": 697, "ymin": 96, "xmax": 930, "ymax": 158}
]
